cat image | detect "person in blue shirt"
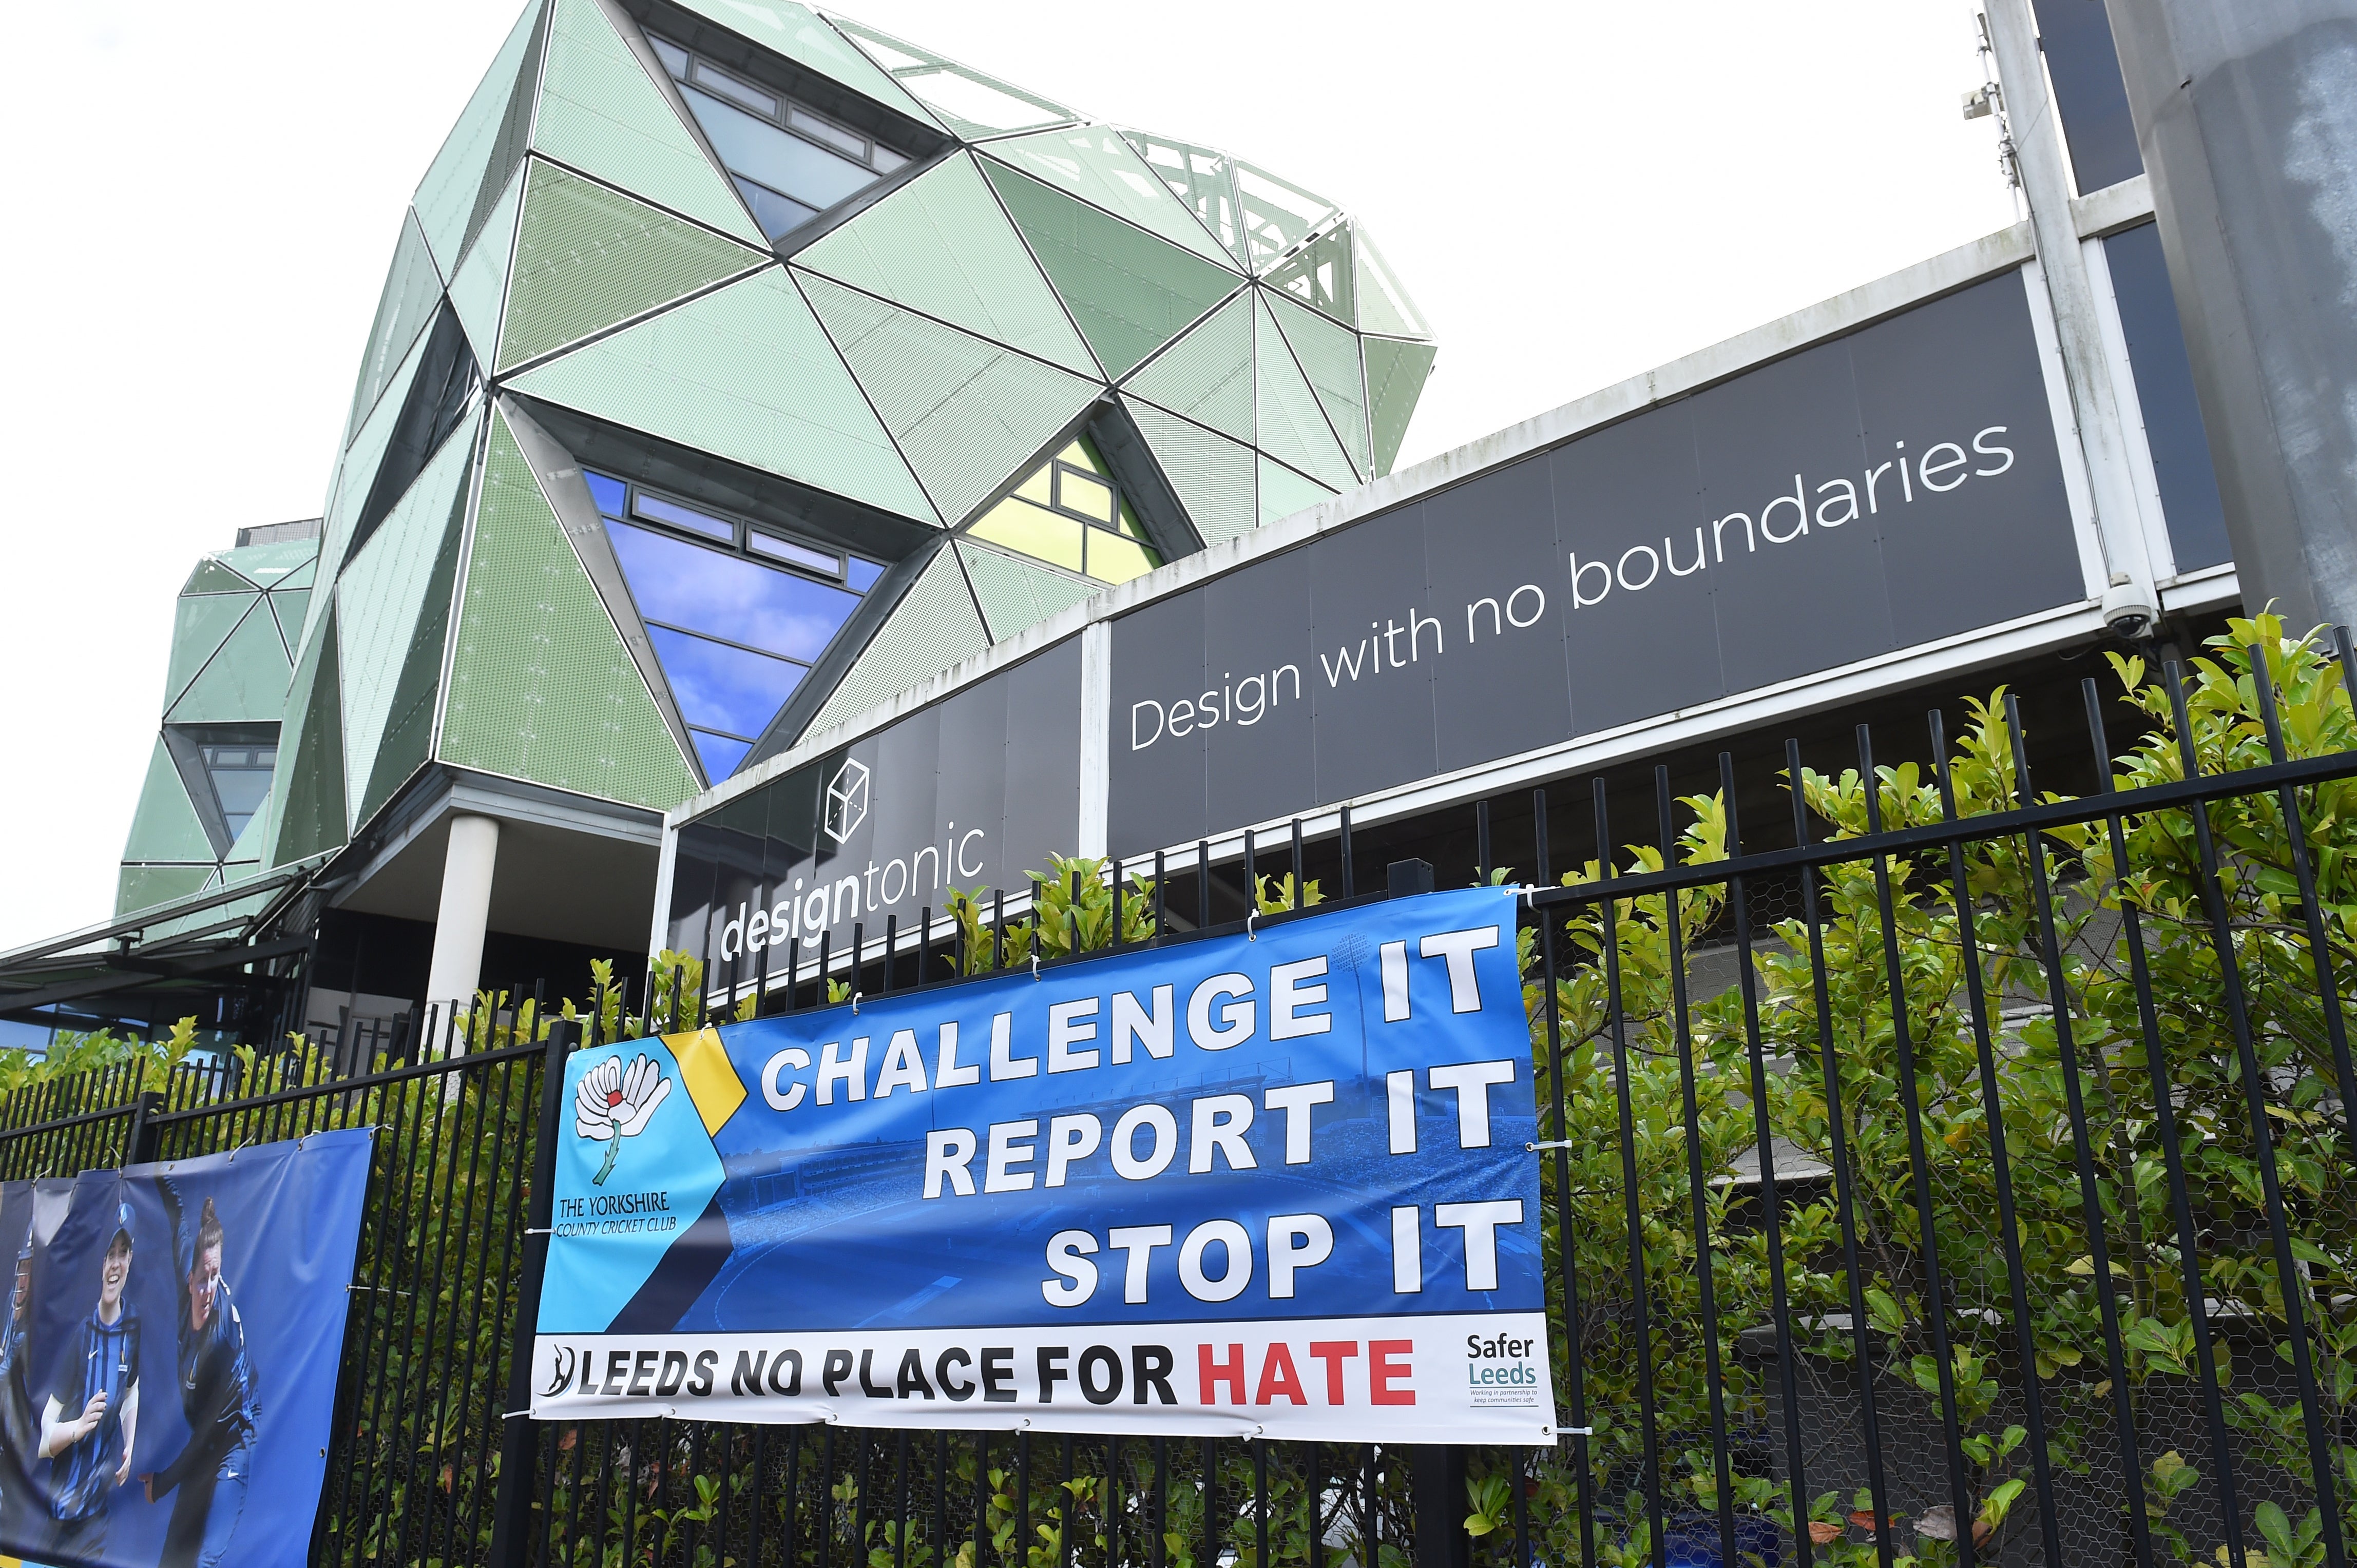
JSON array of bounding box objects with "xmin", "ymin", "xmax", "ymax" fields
[
  {"xmin": 39, "ymin": 1204, "xmax": 140, "ymax": 1565},
  {"xmin": 0, "ymin": 1237, "xmax": 43, "ymax": 1554},
  {"xmin": 142, "ymin": 1188, "xmax": 256, "ymax": 1568}
]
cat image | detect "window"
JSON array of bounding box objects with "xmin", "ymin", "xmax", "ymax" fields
[
  {"xmin": 965, "ymin": 439, "xmax": 1163, "ymax": 585},
  {"xmin": 649, "ymin": 31, "xmax": 914, "ymax": 244},
  {"xmin": 198, "ymin": 742, "xmax": 277, "ymax": 844},
  {"xmin": 584, "ymin": 471, "xmax": 885, "ymax": 779}
]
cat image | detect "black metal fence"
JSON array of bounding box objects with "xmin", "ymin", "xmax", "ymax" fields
[{"xmin": 3, "ymin": 624, "xmax": 2355, "ymax": 1568}]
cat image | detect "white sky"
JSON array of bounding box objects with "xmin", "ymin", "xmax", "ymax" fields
[{"xmin": 0, "ymin": 0, "xmax": 2017, "ymax": 954}]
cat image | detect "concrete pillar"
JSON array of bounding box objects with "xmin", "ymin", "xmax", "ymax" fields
[
  {"xmin": 426, "ymin": 814, "xmax": 501, "ymax": 1015},
  {"xmin": 2101, "ymin": 0, "xmax": 2357, "ymax": 630}
]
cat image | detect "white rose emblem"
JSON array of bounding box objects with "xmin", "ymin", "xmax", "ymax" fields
[{"xmin": 574, "ymin": 1053, "xmax": 674, "ymax": 1186}]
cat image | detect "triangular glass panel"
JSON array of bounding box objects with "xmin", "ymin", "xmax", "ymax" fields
[
  {"xmin": 1121, "ymin": 293, "xmax": 1253, "ymax": 443},
  {"xmin": 307, "ymin": 314, "xmax": 439, "ymax": 647},
  {"xmin": 799, "ymin": 272, "xmax": 1101, "ymax": 524},
  {"xmin": 665, "ymin": 0, "xmax": 940, "ymax": 128},
  {"xmin": 1263, "ymin": 222, "xmax": 1353, "ymax": 325},
  {"xmin": 124, "ymin": 738, "xmax": 217, "ymax": 864},
  {"xmin": 801, "ymin": 543, "xmax": 986, "ymax": 737},
  {"xmin": 983, "ymin": 161, "xmax": 1240, "ymax": 380},
  {"xmin": 647, "ymin": 34, "xmax": 922, "ymax": 245},
  {"xmin": 272, "ymin": 603, "xmax": 348, "ymax": 866},
  {"xmin": 795, "ymin": 153, "xmax": 1095, "ymax": 375},
  {"xmin": 162, "ymin": 592, "xmax": 254, "ymax": 712},
  {"xmin": 1121, "ymin": 397, "xmax": 1257, "ymax": 547},
  {"xmin": 168, "ymin": 729, "xmax": 282, "ymax": 857},
  {"xmin": 415, "ymin": 0, "xmax": 547, "ymax": 275},
  {"xmin": 983, "ymin": 127, "xmax": 1237, "ymax": 270},
  {"xmin": 532, "ymin": 0, "xmax": 769, "ymax": 247},
  {"xmin": 338, "ymin": 411, "xmax": 481, "ymax": 826},
  {"xmin": 1120, "ymin": 130, "xmax": 1250, "ymax": 270},
  {"xmin": 1352, "ymin": 225, "xmax": 1430, "ymax": 339},
  {"xmin": 349, "ymin": 304, "xmax": 480, "ymax": 568},
  {"xmin": 1253, "ymin": 294, "xmax": 1356, "ymax": 493},
  {"xmin": 1235, "ymin": 162, "xmax": 1339, "ymax": 275},
  {"xmin": 1364, "ymin": 336, "xmax": 1438, "ymax": 477},
  {"xmin": 270, "ymin": 589, "xmax": 312, "ymax": 654},
  {"xmin": 275, "ymin": 558, "xmax": 317, "ymax": 592},
  {"xmin": 183, "ymin": 559, "xmax": 255, "ymax": 595},
  {"xmin": 498, "ymin": 159, "xmax": 769, "ymax": 371},
  {"xmin": 117, "ymin": 866, "xmax": 213, "ymax": 919},
  {"xmin": 827, "ymin": 17, "xmax": 1076, "ymax": 141},
  {"xmin": 449, "ymin": 162, "xmax": 525, "ymax": 366},
  {"xmin": 344, "ymin": 211, "xmax": 447, "ymax": 450},
  {"xmin": 1265, "ymin": 289, "xmax": 1370, "ymax": 478},
  {"xmin": 507, "ymin": 266, "xmax": 938, "ymax": 524},
  {"xmin": 1258, "ymin": 454, "xmax": 1334, "ymax": 526},
  {"xmin": 222, "ymin": 538, "xmax": 319, "ymax": 589},
  {"xmin": 955, "ymin": 538, "xmax": 1095, "ymax": 641},
  {"xmin": 439, "ymin": 410, "xmax": 698, "ymax": 810},
  {"xmin": 960, "ymin": 438, "xmax": 1163, "ymax": 586},
  {"xmin": 166, "ymin": 598, "xmax": 295, "ymax": 726}
]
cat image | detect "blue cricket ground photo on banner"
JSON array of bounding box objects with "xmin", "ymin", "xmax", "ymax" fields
[
  {"xmin": 533, "ymin": 886, "xmax": 1557, "ymax": 1444},
  {"xmin": 0, "ymin": 1130, "xmax": 372, "ymax": 1568}
]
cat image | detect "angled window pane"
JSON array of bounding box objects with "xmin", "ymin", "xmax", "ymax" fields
[
  {"xmin": 633, "ymin": 491, "xmax": 734, "ymax": 540},
  {"xmin": 682, "ymin": 86, "xmax": 876, "ymax": 212},
  {"xmin": 649, "ymin": 35, "xmax": 690, "ymax": 79},
  {"xmin": 648, "ymin": 626, "xmax": 805, "ymax": 738},
  {"xmin": 871, "ymin": 146, "xmax": 908, "ymax": 175},
  {"xmin": 693, "ymin": 60, "xmax": 779, "ymax": 119},
  {"xmin": 734, "ymin": 177, "xmax": 819, "ymax": 243},
  {"xmin": 969, "ymin": 497, "xmax": 1084, "ymax": 573},
  {"xmin": 749, "ymin": 530, "xmax": 841, "ymax": 576},
  {"xmin": 846, "ymin": 556, "xmax": 885, "ymax": 592},
  {"xmin": 787, "ymin": 105, "xmax": 867, "ymax": 159},
  {"xmin": 691, "ymin": 730, "xmax": 753, "ymax": 781},
  {"xmin": 1056, "ymin": 467, "xmax": 1115, "ymax": 524},
  {"xmin": 1084, "ymin": 531, "xmax": 1158, "ymax": 585},
  {"xmin": 584, "ymin": 469, "xmax": 629, "ymax": 518},
  {"xmin": 608, "ymin": 520, "xmax": 861, "ymax": 660},
  {"xmin": 199, "ymin": 742, "xmax": 279, "ymax": 841}
]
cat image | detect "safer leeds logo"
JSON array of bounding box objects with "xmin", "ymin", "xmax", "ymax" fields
[{"xmin": 576, "ymin": 1054, "xmax": 674, "ymax": 1185}]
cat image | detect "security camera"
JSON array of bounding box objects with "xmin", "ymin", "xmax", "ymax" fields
[{"xmin": 2102, "ymin": 579, "xmax": 2160, "ymax": 641}]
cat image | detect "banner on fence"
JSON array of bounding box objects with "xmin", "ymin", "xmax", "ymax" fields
[
  {"xmin": 0, "ymin": 1129, "xmax": 370, "ymax": 1568},
  {"xmin": 532, "ymin": 887, "xmax": 1554, "ymax": 1442}
]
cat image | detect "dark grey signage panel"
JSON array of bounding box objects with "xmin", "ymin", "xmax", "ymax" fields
[
  {"xmin": 671, "ymin": 640, "xmax": 1082, "ymax": 970},
  {"xmin": 1110, "ymin": 269, "xmax": 2083, "ymax": 853}
]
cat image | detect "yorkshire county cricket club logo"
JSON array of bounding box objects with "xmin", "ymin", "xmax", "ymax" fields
[{"xmin": 576, "ymin": 1054, "xmax": 673, "ymax": 1185}]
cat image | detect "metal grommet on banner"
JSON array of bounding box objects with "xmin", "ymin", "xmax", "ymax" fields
[
  {"xmin": 1245, "ymin": 910, "xmax": 1258, "ymax": 941},
  {"xmin": 851, "ymin": 991, "xmax": 863, "ymax": 1015},
  {"xmin": 1030, "ymin": 953, "xmax": 1041, "ymax": 980}
]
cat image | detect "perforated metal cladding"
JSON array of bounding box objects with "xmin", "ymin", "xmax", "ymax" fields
[
  {"xmin": 161, "ymin": 592, "xmax": 255, "ymax": 711},
  {"xmin": 532, "ymin": 0, "xmax": 767, "ymax": 247},
  {"xmin": 1252, "ymin": 293, "xmax": 1356, "ymax": 492},
  {"xmin": 359, "ymin": 465, "xmax": 472, "ymax": 827},
  {"xmin": 508, "ymin": 267, "xmax": 937, "ymax": 523},
  {"xmin": 1123, "ymin": 398, "xmax": 1257, "ymax": 546},
  {"xmin": 1258, "ymin": 453, "xmax": 1333, "ymax": 526},
  {"xmin": 414, "ymin": 0, "xmax": 547, "ymax": 274},
  {"xmin": 345, "ymin": 212, "xmax": 447, "ymax": 449},
  {"xmin": 306, "ymin": 323, "xmax": 437, "ymax": 650},
  {"xmin": 796, "ymin": 154, "xmax": 1096, "ymax": 375},
  {"xmin": 955, "ymin": 538, "xmax": 1095, "ymax": 640},
  {"xmin": 666, "ymin": 0, "xmax": 938, "ymax": 126},
  {"xmin": 449, "ymin": 163, "xmax": 524, "ymax": 365},
  {"xmin": 1364, "ymin": 337, "xmax": 1437, "ymax": 478},
  {"xmin": 166, "ymin": 599, "xmax": 294, "ymax": 725},
  {"xmin": 123, "ymin": 738, "xmax": 215, "ymax": 865},
  {"xmin": 1122, "ymin": 292, "xmax": 1253, "ymax": 443},
  {"xmin": 272, "ymin": 604, "xmax": 349, "ymax": 867},
  {"xmin": 117, "ymin": 866, "xmax": 213, "ymax": 918},
  {"xmin": 336, "ymin": 414, "xmax": 478, "ymax": 828},
  {"xmin": 983, "ymin": 161, "xmax": 1240, "ymax": 380},
  {"xmin": 499, "ymin": 160, "xmax": 768, "ymax": 371},
  {"xmin": 803, "ymin": 545, "xmax": 987, "ymax": 734},
  {"xmin": 982, "ymin": 126, "xmax": 1238, "ymax": 270},
  {"xmin": 799, "ymin": 272, "xmax": 1101, "ymax": 525},
  {"xmin": 440, "ymin": 410, "xmax": 698, "ymax": 811},
  {"xmin": 1266, "ymin": 288, "xmax": 1369, "ymax": 478}
]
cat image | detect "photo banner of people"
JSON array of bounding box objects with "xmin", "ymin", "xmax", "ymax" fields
[
  {"xmin": 0, "ymin": 1129, "xmax": 370, "ymax": 1568},
  {"xmin": 532, "ymin": 888, "xmax": 1554, "ymax": 1444}
]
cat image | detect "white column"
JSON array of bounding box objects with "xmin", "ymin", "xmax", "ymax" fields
[
  {"xmin": 1075, "ymin": 621, "xmax": 1111, "ymax": 860},
  {"xmin": 426, "ymin": 813, "xmax": 501, "ymax": 1017}
]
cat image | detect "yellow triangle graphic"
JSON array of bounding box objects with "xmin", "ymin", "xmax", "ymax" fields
[{"xmin": 664, "ymin": 1026, "xmax": 748, "ymax": 1135}]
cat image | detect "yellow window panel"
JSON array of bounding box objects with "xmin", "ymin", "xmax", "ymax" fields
[
  {"xmin": 1058, "ymin": 467, "xmax": 1115, "ymax": 524},
  {"xmin": 971, "ymin": 498, "xmax": 1085, "ymax": 573},
  {"xmin": 1057, "ymin": 439, "xmax": 1098, "ymax": 470},
  {"xmin": 1014, "ymin": 463, "xmax": 1052, "ymax": 505},
  {"xmin": 1086, "ymin": 530, "xmax": 1159, "ymax": 584},
  {"xmin": 1117, "ymin": 494, "xmax": 1147, "ymax": 538}
]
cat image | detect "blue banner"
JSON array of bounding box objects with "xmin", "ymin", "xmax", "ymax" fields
[
  {"xmin": 534, "ymin": 888, "xmax": 1556, "ymax": 1442},
  {"xmin": 0, "ymin": 1130, "xmax": 371, "ymax": 1568}
]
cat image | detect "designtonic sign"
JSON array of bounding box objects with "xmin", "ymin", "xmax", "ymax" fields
[
  {"xmin": 1107, "ymin": 269, "xmax": 2084, "ymax": 850},
  {"xmin": 533, "ymin": 888, "xmax": 1556, "ymax": 1443}
]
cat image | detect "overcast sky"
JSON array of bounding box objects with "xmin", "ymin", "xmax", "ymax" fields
[{"xmin": 0, "ymin": 1, "xmax": 2018, "ymax": 954}]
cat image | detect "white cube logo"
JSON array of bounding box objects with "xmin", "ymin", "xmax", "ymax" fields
[{"xmin": 825, "ymin": 759, "xmax": 870, "ymax": 843}]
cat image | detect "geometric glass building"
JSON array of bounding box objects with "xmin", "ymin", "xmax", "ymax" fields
[{"xmin": 93, "ymin": 0, "xmax": 1433, "ymax": 1021}]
